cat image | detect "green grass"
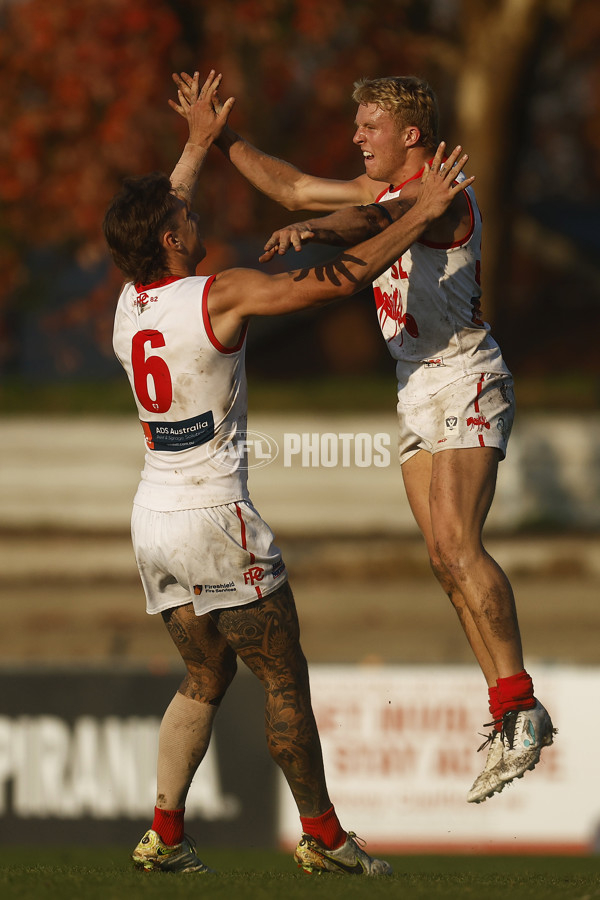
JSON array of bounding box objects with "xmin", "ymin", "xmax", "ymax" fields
[{"xmin": 1, "ymin": 848, "xmax": 600, "ymax": 900}]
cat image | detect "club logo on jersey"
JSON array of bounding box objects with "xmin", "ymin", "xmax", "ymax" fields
[
  {"xmin": 467, "ymin": 414, "xmax": 490, "ymax": 433},
  {"xmin": 134, "ymin": 292, "xmax": 158, "ymax": 312},
  {"xmin": 496, "ymin": 416, "xmax": 506, "ymax": 435},
  {"xmin": 373, "ymin": 285, "xmax": 419, "ymax": 343},
  {"xmin": 243, "ymin": 566, "xmax": 265, "ymax": 586},
  {"xmin": 424, "ymin": 357, "xmax": 445, "ymax": 367},
  {"xmin": 445, "ymin": 416, "xmax": 458, "ymax": 434}
]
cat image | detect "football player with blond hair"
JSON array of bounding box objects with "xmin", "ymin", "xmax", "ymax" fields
[{"xmin": 172, "ymin": 70, "xmax": 555, "ymax": 805}]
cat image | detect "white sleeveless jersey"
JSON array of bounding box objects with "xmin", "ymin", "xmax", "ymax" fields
[
  {"xmin": 113, "ymin": 274, "xmax": 250, "ymax": 511},
  {"xmin": 373, "ymin": 171, "xmax": 510, "ymax": 402}
]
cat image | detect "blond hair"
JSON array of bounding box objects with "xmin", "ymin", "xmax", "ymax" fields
[{"xmin": 352, "ymin": 76, "xmax": 439, "ymax": 150}]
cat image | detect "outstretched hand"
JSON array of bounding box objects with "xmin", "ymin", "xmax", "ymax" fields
[
  {"xmin": 416, "ymin": 142, "xmax": 474, "ymax": 218},
  {"xmin": 169, "ymin": 69, "xmax": 234, "ymax": 146},
  {"xmin": 259, "ymin": 222, "xmax": 316, "ymax": 263}
]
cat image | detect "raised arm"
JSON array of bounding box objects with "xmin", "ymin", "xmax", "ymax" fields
[
  {"xmin": 214, "ymin": 127, "xmax": 375, "ymax": 211},
  {"xmin": 207, "ymin": 146, "xmax": 474, "ymax": 344},
  {"xmin": 168, "ymin": 70, "xmax": 235, "ymax": 205},
  {"xmin": 172, "ymin": 71, "xmax": 379, "ymax": 211},
  {"xmin": 258, "ymin": 143, "xmax": 468, "ymax": 262}
]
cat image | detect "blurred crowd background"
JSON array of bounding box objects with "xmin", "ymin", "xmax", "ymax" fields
[{"xmin": 0, "ymin": 0, "xmax": 599, "ymax": 411}]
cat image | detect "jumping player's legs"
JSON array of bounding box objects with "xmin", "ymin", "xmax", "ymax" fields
[
  {"xmin": 417, "ymin": 445, "xmax": 524, "ymax": 679},
  {"xmin": 397, "ymin": 376, "xmax": 554, "ymax": 802},
  {"xmin": 210, "ymin": 580, "xmax": 331, "ymax": 818},
  {"xmin": 401, "ymin": 448, "xmax": 499, "ymax": 685},
  {"xmin": 398, "ymin": 373, "xmax": 521, "ymax": 680},
  {"xmin": 402, "ymin": 445, "xmax": 554, "ymax": 803}
]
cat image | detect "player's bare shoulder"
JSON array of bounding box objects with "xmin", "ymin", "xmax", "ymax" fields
[{"xmin": 419, "ymin": 181, "xmax": 472, "ymax": 245}]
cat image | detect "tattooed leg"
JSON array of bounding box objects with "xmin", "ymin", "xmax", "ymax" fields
[
  {"xmin": 210, "ymin": 582, "xmax": 331, "ymax": 817},
  {"xmin": 156, "ymin": 603, "xmax": 238, "ymax": 809},
  {"xmin": 162, "ymin": 602, "xmax": 238, "ymax": 704}
]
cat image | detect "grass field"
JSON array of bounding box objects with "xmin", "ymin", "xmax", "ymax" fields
[{"xmin": 2, "ymin": 848, "xmax": 600, "ymax": 900}]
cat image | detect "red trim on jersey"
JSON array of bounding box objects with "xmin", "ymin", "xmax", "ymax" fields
[
  {"xmin": 235, "ymin": 502, "xmax": 247, "ymax": 547},
  {"xmin": 475, "ymin": 374, "xmax": 484, "ymax": 412},
  {"xmin": 202, "ymin": 275, "xmax": 248, "ymax": 354},
  {"xmin": 375, "ymin": 185, "xmax": 393, "ymax": 203},
  {"xmin": 376, "ymin": 159, "xmax": 476, "ymax": 249},
  {"xmin": 475, "ymin": 375, "xmax": 485, "ymax": 447},
  {"xmin": 374, "ymin": 164, "xmax": 427, "ymax": 203},
  {"xmin": 254, "ymin": 586, "xmax": 263, "ymax": 599},
  {"xmin": 421, "ymin": 188, "xmax": 475, "ymax": 249},
  {"xmin": 135, "ymin": 275, "xmax": 183, "ymax": 292},
  {"xmin": 235, "ymin": 502, "xmax": 256, "ymax": 564},
  {"xmin": 391, "ymin": 163, "xmax": 429, "ymax": 194}
]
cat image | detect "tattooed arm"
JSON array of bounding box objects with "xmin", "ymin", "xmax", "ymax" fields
[
  {"xmin": 206, "ymin": 144, "xmax": 473, "ymax": 348},
  {"xmin": 168, "ymin": 70, "xmax": 235, "ymax": 206},
  {"xmin": 258, "ymin": 197, "xmax": 417, "ymax": 262}
]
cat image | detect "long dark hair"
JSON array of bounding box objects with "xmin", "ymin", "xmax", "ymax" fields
[{"xmin": 103, "ymin": 172, "xmax": 179, "ymax": 284}]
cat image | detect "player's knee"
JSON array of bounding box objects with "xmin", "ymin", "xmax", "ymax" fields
[
  {"xmin": 429, "ymin": 551, "xmax": 447, "ymax": 581},
  {"xmin": 433, "ymin": 528, "xmax": 467, "ymax": 570},
  {"xmin": 183, "ymin": 647, "xmax": 238, "ymax": 703}
]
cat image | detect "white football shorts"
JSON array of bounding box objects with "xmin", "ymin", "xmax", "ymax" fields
[
  {"xmin": 131, "ymin": 500, "xmax": 287, "ymax": 617},
  {"xmin": 397, "ymin": 373, "xmax": 515, "ymax": 465}
]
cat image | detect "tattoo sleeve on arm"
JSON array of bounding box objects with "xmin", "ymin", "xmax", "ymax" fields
[
  {"xmin": 308, "ymin": 197, "xmax": 417, "ymax": 248},
  {"xmin": 368, "ymin": 197, "xmax": 417, "ymax": 225},
  {"xmin": 366, "ymin": 203, "xmax": 394, "ymax": 226},
  {"xmin": 290, "ymin": 252, "xmax": 368, "ymax": 286}
]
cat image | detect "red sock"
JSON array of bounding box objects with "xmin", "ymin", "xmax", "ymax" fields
[
  {"xmin": 300, "ymin": 805, "xmax": 346, "ymax": 850},
  {"xmin": 488, "ymin": 685, "xmax": 504, "ymax": 732},
  {"xmin": 496, "ymin": 670, "xmax": 536, "ymax": 714},
  {"xmin": 151, "ymin": 806, "xmax": 184, "ymax": 846}
]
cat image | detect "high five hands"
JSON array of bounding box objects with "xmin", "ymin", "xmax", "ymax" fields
[{"xmin": 169, "ymin": 69, "xmax": 234, "ymax": 145}]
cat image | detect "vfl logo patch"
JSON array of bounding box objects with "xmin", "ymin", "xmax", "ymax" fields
[{"xmin": 444, "ymin": 416, "xmax": 458, "ymax": 436}]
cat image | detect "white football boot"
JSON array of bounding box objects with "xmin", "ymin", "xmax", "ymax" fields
[
  {"xmin": 467, "ymin": 727, "xmax": 505, "ymax": 803},
  {"xmin": 496, "ymin": 699, "xmax": 556, "ymax": 785}
]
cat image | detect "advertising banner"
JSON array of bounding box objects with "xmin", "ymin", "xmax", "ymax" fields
[
  {"xmin": 278, "ymin": 665, "xmax": 600, "ymax": 854},
  {"xmin": 0, "ymin": 667, "xmax": 276, "ymax": 846}
]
